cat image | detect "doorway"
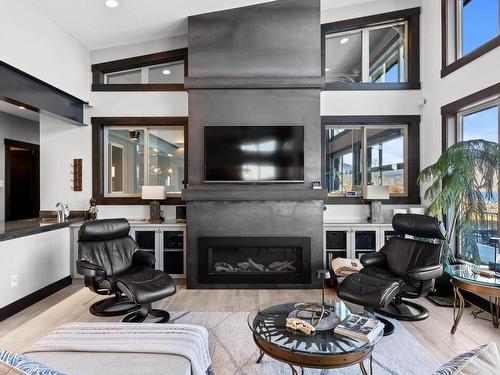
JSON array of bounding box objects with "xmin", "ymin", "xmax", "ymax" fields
[{"xmin": 4, "ymin": 139, "xmax": 40, "ymax": 221}]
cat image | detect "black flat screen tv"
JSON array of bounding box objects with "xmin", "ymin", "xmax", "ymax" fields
[{"xmin": 204, "ymin": 126, "xmax": 304, "ymax": 183}]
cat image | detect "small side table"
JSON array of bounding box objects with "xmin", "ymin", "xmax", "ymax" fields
[{"xmin": 445, "ymin": 264, "xmax": 500, "ymax": 334}]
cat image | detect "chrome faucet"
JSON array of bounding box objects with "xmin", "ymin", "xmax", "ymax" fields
[{"xmin": 56, "ymin": 202, "xmax": 65, "ymax": 223}]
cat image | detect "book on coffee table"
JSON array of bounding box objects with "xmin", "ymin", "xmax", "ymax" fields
[{"xmin": 334, "ymin": 314, "xmax": 384, "ymax": 342}]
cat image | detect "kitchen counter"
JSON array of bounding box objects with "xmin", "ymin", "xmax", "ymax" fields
[
  {"xmin": 69, "ymin": 219, "xmax": 186, "ymax": 228},
  {"xmin": 0, "ymin": 217, "xmax": 84, "ymax": 242}
]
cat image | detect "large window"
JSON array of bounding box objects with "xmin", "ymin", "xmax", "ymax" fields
[
  {"xmin": 456, "ymin": 99, "xmax": 500, "ymax": 263},
  {"xmin": 92, "ymin": 117, "xmax": 188, "ymax": 205},
  {"xmin": 322, "ymin": 8, "xmax": 420, "ymax": 90},
  {"xmin": 92, "ymin": 48, "xmax": 187, "ymax": 91},
  {"xmin": 322, "ymin": 116, "xmax": 420, "ymax": 204},
  {"xmin": 442, "ymin": 0, "xmax": 500, "ymax": 77},
  {"xmin": 104, "ymin": 127, "xmax": 185, "ymax": 197}
]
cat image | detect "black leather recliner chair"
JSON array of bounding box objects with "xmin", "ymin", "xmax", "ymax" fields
[
  {"xmin": 338, "ymin": 214, "xmax": 446, "ymax": 323},
  {"xmin": 76, "ymin": 218, "xmax": 176, "ymax": 323}
]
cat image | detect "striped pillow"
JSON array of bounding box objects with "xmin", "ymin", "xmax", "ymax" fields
[
  {"xmin": 0, "ymin": 350, "xmax": 66, "ymax": 375},
  {"xmin": 433, "ymin": 343, "xmax": 500, "ymax": 375}
]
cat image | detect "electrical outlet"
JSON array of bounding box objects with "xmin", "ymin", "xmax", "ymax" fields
[{"xmin": 11, "ymin": 274, "xmax": 18, "ymax": 288}]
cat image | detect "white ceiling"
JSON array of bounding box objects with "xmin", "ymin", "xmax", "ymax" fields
[
  {"xmin": 0, "ymin": 100, "xmax": 39, "ymax": 122},
  {"xmin": 25, "ymin": 0, "xmax": 376, "ymax": 51}
]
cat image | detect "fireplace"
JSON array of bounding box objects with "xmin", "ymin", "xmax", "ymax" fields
[{"xmin": 199, "ymin": 237, "xmax": 311, "ymax": 285}]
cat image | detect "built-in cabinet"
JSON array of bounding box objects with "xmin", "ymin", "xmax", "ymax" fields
[
  {"xmin": 71, "ymin": 222, "xmax": 186, "ymax": 279},
  {"xmin": 323, "ymin": 223, "xmax": 394, "ymax": 267}
]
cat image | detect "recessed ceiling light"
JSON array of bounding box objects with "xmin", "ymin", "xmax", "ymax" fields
[
  {"xmin": 162, "ymin": 69, "xmax": 171, "ymax": 75},
  {"xmin": 17, "ymin": 106, "xmax": 26, "ymax": 110},
  {"xmin": 325, "ymin": 68, "xmax": 331, "ymax": 72},
  {"xmin": 340, "ymin": 37, "xmax": 349, "ymax": 44},
  {"xmin": 167, "ymin": 153, "xmax": 173, "ymax": 157},
  {"xmin": 105, "ymin": 0, "xmax": 119, "ymax": 8}
]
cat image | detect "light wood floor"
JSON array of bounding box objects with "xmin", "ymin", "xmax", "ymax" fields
[{"xmin": 1, "ymin": 280, "xmax": 499, "ymax": 364}]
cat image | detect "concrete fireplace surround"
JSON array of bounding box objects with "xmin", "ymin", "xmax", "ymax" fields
[{"xmin": 183, "ymin": 0, "xmax": 326, "ymax": 288}]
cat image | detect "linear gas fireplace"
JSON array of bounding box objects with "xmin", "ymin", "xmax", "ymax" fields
[{"xmin": 198, "ymin": 237, "xmax": 311, "ymax": 285}]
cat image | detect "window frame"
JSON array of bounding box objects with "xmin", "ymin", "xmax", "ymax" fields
[
  {"xmin": 441, "ymin": 83, "xmax": 500, "ymax": 261},
  {"xmin": 321, "ymin": 115, "xmax": 421, "ymax": 204},
  {"xmin": 321, "ymin": 7, "xmax": 421, "ymax": 91},
  {"xmin": 441, "ymin": 0, "xmax": 500, "ymax": 78},
  {"xmin": 91, "ymin": 48, "xmax": 188, "ymax": 92},
  {"xmin": 92, "ymin": 117, "xmax": 188, "ymax": 205}
]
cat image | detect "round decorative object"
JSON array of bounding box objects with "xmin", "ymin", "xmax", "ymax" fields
[{"xmin": 288, "ymin": 303, "xmax": 341, "ymax": 331}]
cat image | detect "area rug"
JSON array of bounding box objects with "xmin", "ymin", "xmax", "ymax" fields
[{"xmin": 169, "ymin": 311, "xmax": 439, "ymax": 375}]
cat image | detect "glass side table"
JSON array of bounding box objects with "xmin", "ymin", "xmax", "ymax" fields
[{"xmin": 445, "ymin": 264, "xmax": 500, "ymax": 334}]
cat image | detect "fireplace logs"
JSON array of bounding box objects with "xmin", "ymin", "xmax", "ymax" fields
[{"xmin": 214, "ymin": 258, "xmax": 296, "ymax": 273}]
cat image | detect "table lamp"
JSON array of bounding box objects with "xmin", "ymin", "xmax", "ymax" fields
[
  {"xmin": 363, "ymin": 185, "xmax": 389, "ymax": 224},
  {"xmin": 142, "ymin": 186, "xmax": 165, "ymax": 223},
  {"xmin": 316, "ymin": 269, "xmax": 331, "ymax": 306}
]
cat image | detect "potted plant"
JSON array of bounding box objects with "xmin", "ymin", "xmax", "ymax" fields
[{"xmin": 418, "ymin": 139, "xmax": 500, "ymax": 298}]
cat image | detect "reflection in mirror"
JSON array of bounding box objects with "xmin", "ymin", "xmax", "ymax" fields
[
  {"xmin": 366, "ymin": 127, "xmax": 405, "ymax": 194},
  {"xmin": 325, "ymin": 124, "xmax": 407, "ymax": 197},
  {"xmin": 324, "ymin": 31, "xmax": 362, "ymax": 83},
  {"xmin": 326, "ymin": 127, "xmax": 363, "ymax": 194},
  {"xmin": 0, "ymin": 100, "xmax": 40, "ymax": 222},
  {"xmin": 369, "ymin": 23, "xmax": 406, "ymax": 83},
  {"xmin": 104, "ymin": 126, "xmax": 184, "ymax": 197}
]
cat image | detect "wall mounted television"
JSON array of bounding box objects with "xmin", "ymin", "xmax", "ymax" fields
[{"xmin": 204, "ymin": 125, "xmax": 304, "ymax": 183}]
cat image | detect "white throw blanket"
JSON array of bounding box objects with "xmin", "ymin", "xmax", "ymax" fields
[
  {"xmin": 331, "ymin": 257, "xmax": 363, "ymax": 276},
  {"xmin": 23, "ymin": 322, "xmax": 212, "ymax": 375}
]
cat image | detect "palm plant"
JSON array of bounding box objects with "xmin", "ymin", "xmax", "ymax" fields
[{"xmin": 418, "ymin": 139, "xmax": 500, "ymax": 266}]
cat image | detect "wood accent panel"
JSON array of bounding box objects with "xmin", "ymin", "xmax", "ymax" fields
[
  {"xmin": 441, "ymin": 0, "xmax": 500, "ymax": 77},
  {"xmin": 321, "ymin": 7, "xmax": 421, "ymax": 91},
  {"xmin": 73, "ymin": 159, "xmax": 82, "ymax": 192},
  {"xmin": 321, "ymin": 115, "xmax": 421, "ymax": 205},
  {"xmin": 91, "ymin": 117, "xmax": 188, "ymax": 206}
]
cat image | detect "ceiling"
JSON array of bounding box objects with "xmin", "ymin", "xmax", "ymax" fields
[
  {"xmin": 0, "ymin": 100, "xmax": 39, "ymax": 122},
  {"xmin": 25, "ymin": 0, "xmax": 376, "ymax": 50}
]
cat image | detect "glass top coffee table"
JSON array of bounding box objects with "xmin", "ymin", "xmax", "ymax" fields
[
  {"xmin": 445, "ymin": 264, "xmax": 500, "ymax": 333},
  {"xmin": 247, "ymin": 300, "xmax": 382, "ymax": 375}
]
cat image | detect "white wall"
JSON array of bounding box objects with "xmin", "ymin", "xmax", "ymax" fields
[
  {"xmin": 39, "ymin": 113, "xmax": 92, "ymax": 212},
  {"xmin": 0, "ymin": 228, "xmax": 70, "ymax": 308},
  {"xmin": 420, "ymin": 0, "xmax": 500, "ymax": 171},
  {"xmin": 0, "ymin": 0, "xmax": 90, "ymax": 101},
  {"xmin": 90, "ymin": 35, "xmax": 188, "ymax": 65},
  {"xmin": 0, "ymin": 112, "xmax": 39, "ymax": 221}
]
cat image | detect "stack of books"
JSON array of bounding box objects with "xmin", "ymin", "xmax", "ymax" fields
[{"xmin": 335, "ymin": 314, "xmax": 384, "ymax": 342}]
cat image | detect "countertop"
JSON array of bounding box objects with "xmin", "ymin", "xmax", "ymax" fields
[
  {"xmin": 0, "ymin": 217, "xmax": 84, "ymax": 242},
  {"xmin": 69, "ymin": 219, "xmax": 186, "ymax": 228}
]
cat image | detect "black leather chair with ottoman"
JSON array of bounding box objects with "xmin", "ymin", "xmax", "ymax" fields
[
  {"xmin": 76, "ymin": 218, "xmax": 176, "ymax": 323},
  {"xmin": 338, "ymin": 214, "xmax": 446, "ymax": 325}
]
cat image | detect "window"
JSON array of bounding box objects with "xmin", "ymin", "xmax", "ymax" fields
[
  {"xmin": 104, "ymin": 127, "xmax": 185, "ymax": 197},
  {"xmin": 456, "ymin": 100, "xmax": 500, "ymax": 264},
  {"xmin": 442, "ymin": 0, "xmax": 500, "ymax": 77},
  {"xmin": 322, "ymin": 116, "xmax": 420, "ymax": 204},
  {"xmin": 322, "ymin": 8, "xmax": 420, "ymax": 90},
  {"xmin": 92, "ymin": 48, "xmax": 187, "ymax": 91},
  {"xmin": 325, "ymin": 124, "xmax": 407, "ymax": 196},
  {"xmin": 104, "ymin": 61, "xmax": 185, "ymax": 85},
  {"xmin": 92, "ymin": 117, "xmax": 188, "ymax": 205}
]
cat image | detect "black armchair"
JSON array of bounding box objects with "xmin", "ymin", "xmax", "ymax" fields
[
  {"xmin": 77, "ymin": 218, "xmax": 176, "ymax": 323},
  {"xmin": 338, "ymin": 214, "xmax": 446, "ymax": 322}
]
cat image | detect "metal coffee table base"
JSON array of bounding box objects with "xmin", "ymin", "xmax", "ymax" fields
[
  {"xmin": 451, "ymin": 278, "xmax": 500, "ymax": 334},
  {"xmin": 253, "ymin": 335, "xmax": 373, "ymax": 375}
]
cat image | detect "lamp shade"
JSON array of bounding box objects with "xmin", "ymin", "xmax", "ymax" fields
[
  {"xmin": 141, "ymin": 185, "xmax": 165, "ymax": 200},
  {"xmin": 363, "ymin": 185, "xmax": 390, "ymax": 200}
]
